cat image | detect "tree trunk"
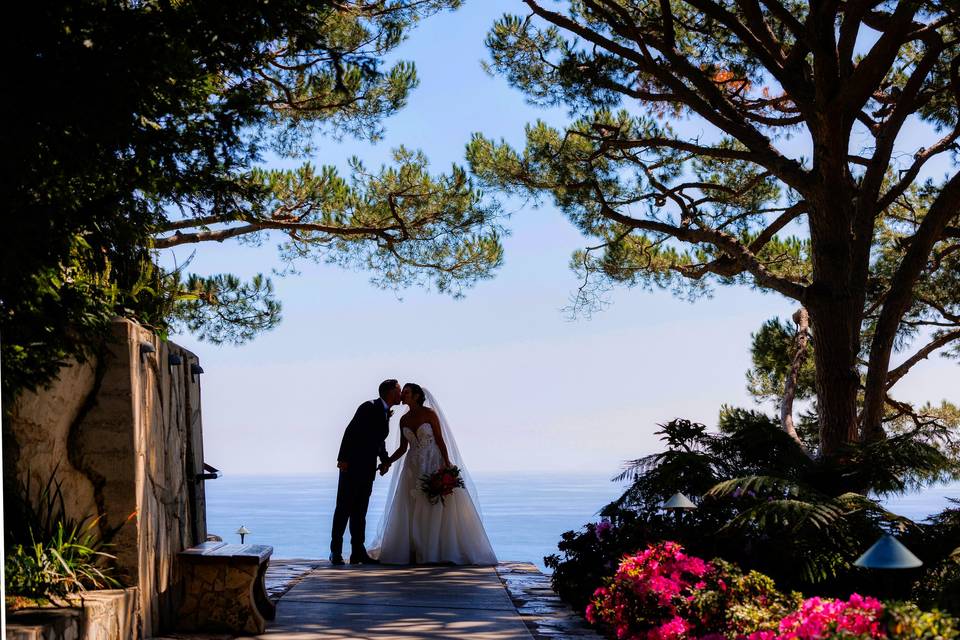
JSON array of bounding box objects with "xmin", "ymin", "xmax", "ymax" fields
[
  {"xmin": 806, "ymin": 182, "xmax": 868, "ymax": 457},
  {"xmin": 807, "ymin": 303, "xmax": 861, "ymax": 456},
  {"xmin": 781, "ymin": 307, "xmax": 809, "ymax": 450}
]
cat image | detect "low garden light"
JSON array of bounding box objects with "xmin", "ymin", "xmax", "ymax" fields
[
  {"xmin": 662, "ymin": 492, "xmax": 696, "ymax": 526},
  {"xmin": 661, "ymin": 492, "xmax": 697, "ymax": 510},
  {"xmin": 237, "ymin": 525, "xmax": 251, "ymax": 544},
  {"xmin": 854, "ymin": 534, "xmax": 922, "ymax": 569}
]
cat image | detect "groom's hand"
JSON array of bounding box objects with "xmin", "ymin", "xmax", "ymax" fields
[
  {"xmin": 378, "ymin": 462, "xmax": 390, "ymax": 476},
  {"xmin": 337, "ymin": 461, "xmax": 348, "ymax": 472}
]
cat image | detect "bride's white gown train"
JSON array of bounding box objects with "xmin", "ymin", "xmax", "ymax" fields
[{"xmin": 372, "ymin": 394, "xmax": 497, "ymax": 565}]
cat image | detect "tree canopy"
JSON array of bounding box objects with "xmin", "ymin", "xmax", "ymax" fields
[
  {"xmin": 468, "ymin": 0, "xmax": 960, "ymax": 456},
  {"xmin": 2, "ymin": 0, "xmax": 503, "ymax": 400}
]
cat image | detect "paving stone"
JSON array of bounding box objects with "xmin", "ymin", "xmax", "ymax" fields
[{"xmin": 495, "ymin": 562, "xmax": 603, "ymax": 640}]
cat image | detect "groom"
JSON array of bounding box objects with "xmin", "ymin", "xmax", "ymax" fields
[{"xmin": 330, "ymin": 379, "xmax": 401, "ymax": 565}]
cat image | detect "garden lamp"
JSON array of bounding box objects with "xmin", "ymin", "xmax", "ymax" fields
[
  {"xmin": 237, "ymin": 525, "xmax": 251, "ymax": 544},
  {"xmin": 662, "ymin": 492, "xmax": 697, "ymax": 510},
  {"xmin": 854, "ymin": 534, "xmax": 922, "ymax": 569}
]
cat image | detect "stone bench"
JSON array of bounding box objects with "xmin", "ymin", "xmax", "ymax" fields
[{"xmin": 176, "ymin": 542, "xmax": 276, "ymax": 634}]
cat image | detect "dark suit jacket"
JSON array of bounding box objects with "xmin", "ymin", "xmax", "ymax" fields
[{"xmin": 337, "ymin": 399, "xmax": 390, "ymax": 473}]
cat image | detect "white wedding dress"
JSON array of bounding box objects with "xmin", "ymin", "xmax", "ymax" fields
[{"xmin": 371, "ymin": 390, "xmax": 497, "ymax": 565}]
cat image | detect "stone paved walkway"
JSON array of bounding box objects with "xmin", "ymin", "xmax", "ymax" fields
[
  {"xmin": 496, "ymin": 563, "xmax": 602, "ymax": 639},
  {"xmin": 255, "ymin": 562, "xmax": 533, "ymax": 639}
]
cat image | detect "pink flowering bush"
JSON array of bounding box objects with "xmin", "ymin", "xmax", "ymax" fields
[
  {"xmin": 747, "ymin": 593, "xmax": 885, "ymax": 640},
  {"xmin": 587, "ymin": 542, "xmax": 960, "ymax": 640},
  {"xmin": 587, "ymin": 541, "xmax": 710, "ymax": 640}
]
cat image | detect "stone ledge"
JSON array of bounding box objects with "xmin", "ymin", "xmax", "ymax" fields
[
  {"xmin": 496, "ymin": 562, "xmax": 603, "ymax": 640},
  {"xmin": 77, "ymin": 588, "xmax": 139, "ymax": 640},
  {"xmin": 6, "ymin": 607, "xmax": 82, "ymax": 640},
  {"xmin": 5, "ymin": 588, "xmax": 138, "ymax": 640}
]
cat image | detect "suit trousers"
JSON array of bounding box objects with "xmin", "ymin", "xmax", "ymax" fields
[{"xmin": 330, "ymin": 468, "xmax": 375, "ymax": 556}]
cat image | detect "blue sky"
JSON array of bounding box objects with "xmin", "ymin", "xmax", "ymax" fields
[{"xmin": 164, "ymin": 0, "xmax": 958, "ymax": 474}]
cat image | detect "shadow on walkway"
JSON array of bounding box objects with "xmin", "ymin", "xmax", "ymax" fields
[{"xmin": 257, "ymin": 563, "xmax": 532, "ymax": 639}]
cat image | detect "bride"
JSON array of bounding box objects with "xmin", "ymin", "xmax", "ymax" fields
[{"xmin": 370, "ymin": 383, "xmax": 497, "ymax": 565}]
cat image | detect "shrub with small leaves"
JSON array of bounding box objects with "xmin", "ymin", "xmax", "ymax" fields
[
  {"xmin": 683, "ymin": 558, "xmax": 803, "ymax": 638},
  {"xmin": 884, "ymin": 601, "xmax": 960, "ymax": 640}
]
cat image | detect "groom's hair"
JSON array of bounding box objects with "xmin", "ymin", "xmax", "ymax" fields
[{"xmin": 378, "ymin": 379, "xmax": 399, "ymax": 398}]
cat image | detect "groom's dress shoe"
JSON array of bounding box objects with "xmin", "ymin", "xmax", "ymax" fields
[
  {"xmin": 350, "ymin": 554, "xmax": 380, "ymax": 565},
  {"xmin": 329, "ymin": 554, "xmax": 345, "ymax": 566}
]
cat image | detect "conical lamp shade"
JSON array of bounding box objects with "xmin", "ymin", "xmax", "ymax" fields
[
  {"xmin": 854, "ymin": 534, "xmax": 922, "ymax": 569},
  {"xmin": 662, "ymin": 492, "xmax": 696, "ymax": 510}
]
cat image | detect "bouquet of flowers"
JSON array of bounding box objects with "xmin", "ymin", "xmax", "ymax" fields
[{"xmin": 419, "ymin": 466, "xmax": 465, "ymax": 505}]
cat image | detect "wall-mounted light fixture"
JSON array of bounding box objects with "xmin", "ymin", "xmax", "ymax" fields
[
  {"xmin": 168, "ymin": 353, "xmax": 183, "ymax": 367},
  {"xmin": 139, "ymin": 342, "xmax": 156, "ymax": 360},
  {"xmin": 190, "ymin": 363, "xmax": 204, "ymax": 382}
]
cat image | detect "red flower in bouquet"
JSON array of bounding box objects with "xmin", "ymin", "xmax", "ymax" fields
[{"xmin": 419, "ymin": 466, "xmax": 465, "ymax": 505}]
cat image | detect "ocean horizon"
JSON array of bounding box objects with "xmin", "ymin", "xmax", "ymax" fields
[{"xmin": 206, "ymin": 472, "xmax": 960, "ymax": 572}]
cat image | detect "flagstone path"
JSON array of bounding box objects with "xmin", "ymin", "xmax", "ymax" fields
[{"xmin": 255, "ymin": 562, "xmax": 534, "ymax": 639}]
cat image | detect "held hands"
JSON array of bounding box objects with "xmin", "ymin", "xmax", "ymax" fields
[
  {"xmin": 337, "ymin": 461, "xmax": 349, "ymax": 472},
  {"xmin": 378, "ymin": 461, "xmax": 391, "ymax": 476}
]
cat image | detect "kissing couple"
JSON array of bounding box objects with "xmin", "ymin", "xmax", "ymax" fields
[{"xmin": 329, "ymin": 379, "xmax": 497, "ymax": 566}]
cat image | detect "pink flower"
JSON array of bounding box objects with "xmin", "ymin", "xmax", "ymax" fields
[
  {"xmin": 770, "ymin": 594, "xmax": 886, "ymax": 639},
  {"xmin": 596, "ymin": 519, "xmax": 614, "ymax": 539}
]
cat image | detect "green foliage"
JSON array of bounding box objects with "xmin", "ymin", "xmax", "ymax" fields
[
  {"xmin": 684, "ymin": 558, "xmax": 803, "ymax": 638},
  {"xmin": 548, "ymin": 411, "xmax": 960, "ymax": 612},
  {"xmin": 267, "ymin": 148, "xmax": 505, "ymax": 297},
  {"xmin": 4, "ymin": 469, "xmax": 118, "ymax": 599},
  {"xmin": 5, "ymin": 520, "xmax": 119, "ymax": 599},
  {"xmin": 910, "ymin": 503, "xmax": 960, "ymax": 615},
  {"xmin": 164, "ymin": 273, "xmax": 281, "ymax": 345},
  {"xmin": 1, "ymin": 236, "xmax": 119, "ymax": 399},
  {"xmin": 3, "ymin": 0, "xmax": 501, "ymax": 402},
  {"xmin": 746, "ymin": 318, "xmax": 816, "ymax": 407},
  {"xmin": 471, "ymin": 0, "xmax": 960, "ymax": 454},
  {"xmin": 884, "ymin": 601, "xmax": 960, "ymax": 640},
  {"xmin": 545, "ymin": 511, "xmax": 655, "ymax": 612}
]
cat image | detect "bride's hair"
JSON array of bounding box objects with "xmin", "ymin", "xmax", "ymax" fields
[{"xmin": 403, "ymin": 382, "xmax": 426, "ymax": 406}]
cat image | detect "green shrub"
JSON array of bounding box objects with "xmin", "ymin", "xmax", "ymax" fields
[
  {"xmin": 547, "ymin": 412, "xmax": 960, "ymax": 611},
  {"xmin": 884, "ymin": 601, "xmax": 960, "ymax": 640},
  {"xmin": 4, "ymin": 469, "xmax": 119, "ymax": 599},
  {"xmin": 4, "ymin": 519, "xmax": 118, "ymax": 599},
  {"xmin": 684, "ymin": 559, "xmax": 803, "ymax": 638}
]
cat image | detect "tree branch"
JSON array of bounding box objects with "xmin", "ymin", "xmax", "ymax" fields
[
  {"xmin": 154, "ymin": 217, "xmax": 394, "ymax": 249},
  {"xmin": 861, "ymin": 170, "xmax": 960, "ymax": 439},
  {"xmin": 885, "ymin": 329, "xmax": 960, "ymax": 390}
]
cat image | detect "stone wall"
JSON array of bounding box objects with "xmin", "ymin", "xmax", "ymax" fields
[
  {"xmin": 6, "ymin": 588, "xmax": 139, "ymax": 640},
  {"xmin": 6, "ymin": 319, "xmax": 210, "ymax": 637}
]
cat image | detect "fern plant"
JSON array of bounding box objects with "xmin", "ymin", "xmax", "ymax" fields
[{"xmin": 549, "ymin": 410, "xmax": 960, "ymax": 609}]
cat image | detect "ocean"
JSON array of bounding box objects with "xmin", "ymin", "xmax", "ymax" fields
[{"xmin": 205, "ymin": 473, "xmax": 960, "ymax": 572}]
